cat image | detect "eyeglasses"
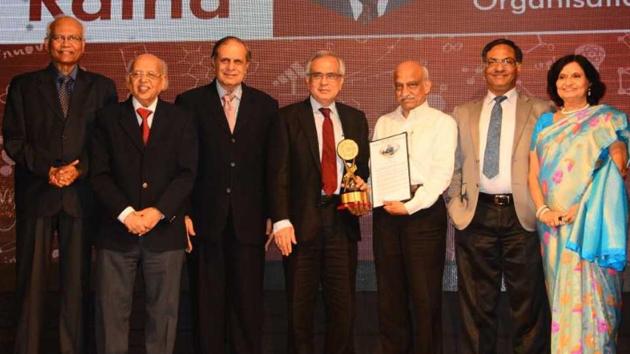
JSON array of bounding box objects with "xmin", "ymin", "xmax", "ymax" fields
[
  {"xmin": 485, "ymin": 57, "xmax": 518, "ymax": 67},
  {"xmin": 308, "ymin": 72, "xmax": 343, "ymax": 81},
  {"xmin": 129, "ymin": 71, "xmax": 162, "ymax": 81},
  {"xmin": 49, "ymin": 34, "xmax": 83, "ymax": 44}
]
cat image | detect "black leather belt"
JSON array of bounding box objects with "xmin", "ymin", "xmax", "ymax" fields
[
  {"xmin": 319, "ymin": 194, "xmax": 340, "ymax": 207},
  {"xmin": 479, "ymin": 193, "xmax": 513, "ymax": 207}
]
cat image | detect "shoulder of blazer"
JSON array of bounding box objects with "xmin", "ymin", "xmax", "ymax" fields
[
  {"xmin": 242, "ymin": 83, "xmax": 278, "ymax": 106},
  {"xmin": 177, "ymin": 82, "xmax": 216, "ymax": 102},
  {"xmin": 453, "ymin": 98, "xmax": 483, "ymax": 120},
  {"xmin": 336, "ymin": 101, "xmax": 364, "ymax": 118},
  {"xmin": 279, "ymin": 99, "xmax": 310, "ymax": 117}
]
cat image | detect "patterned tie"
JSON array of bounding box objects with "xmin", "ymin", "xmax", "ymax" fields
[
  {"xmin": 136, "ymin": 107, "xmax": 152, "ymax": 145},
  {"xmin": 320, "ymin": 107, "xmax": 337, "ymax": 195},
  {"xmin": 58, "ymin": 76, "xmax": 73, "ymax": 117},
  {"xmin": 223, "ymin": 94, "xmax": 237, "ymax": 133},
  {"xmin": 358, "ymin": 0, "xmax": 378, "ymax": 24},
  {"xmin": 482, "ymin": 95, "xmax": 507, "ymax": 179}
]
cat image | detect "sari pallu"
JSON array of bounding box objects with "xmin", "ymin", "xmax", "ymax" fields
[{"xmin": 532, "ymin": 104, "xmax": 629, "ymax": 353}]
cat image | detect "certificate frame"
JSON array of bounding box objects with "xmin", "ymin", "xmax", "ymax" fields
[{"xmin": 369, "ymin": 132, "xmax": 412, "ymax": 208}]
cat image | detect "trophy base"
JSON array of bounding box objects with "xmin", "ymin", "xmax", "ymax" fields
[{"xmin": 339, "ymin": 190, "xmax": 370, "ymax": 209}]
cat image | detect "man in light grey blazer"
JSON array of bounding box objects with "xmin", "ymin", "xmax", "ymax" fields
[{"xmin": 447, "ymin": 38, "xmax": 552, "ymax": 354}]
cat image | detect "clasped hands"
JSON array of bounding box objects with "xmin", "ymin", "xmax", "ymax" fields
[
  {"xmin": 48, "ymin": 160, "xmax": 80, "ymax": 187},
  {"xmin": 123, "ymin": 207, "xmax": 162, "ymax": 236},
  {"xmin": 539, "ymin": 204, "xmax": 579, "ymax": 228}
]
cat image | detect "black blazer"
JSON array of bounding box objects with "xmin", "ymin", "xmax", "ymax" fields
[
  {"xmin": 175, "ymin": 81, "xmax": 278, "ymax": 245},
  {"xmin": 268, "ymin": 99, "xmax": 370, "ymax": 244},
  {"xmin": 90, "ymin": 99, "xmax": 198, "ymax": 252},
  {"xmin": 2, "ymin": 64, "xmax": 117, "ymax": 217}
]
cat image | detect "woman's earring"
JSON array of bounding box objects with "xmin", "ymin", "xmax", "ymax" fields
[{"xmin": 588, "ymin": 87, "xmax": 591, "ymax": 97}]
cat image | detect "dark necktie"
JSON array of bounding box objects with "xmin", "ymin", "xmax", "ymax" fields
[
  {"xmin": 358, "ymin": 0, "xmax": 378, "ymax": 24},
  {"xmin": 136, "ymin": 107, "xmax": 153, "ymax": 145},
  {"xmin": 58, "ymin": 76, "xmax": 73, "ymax": 117},
  {"xmin": 320, "ymin": 107, "xmax": 337, "ymax": 195},
  {"xmin": 482, "ymin": 95, "xmax": 507, "ymax": 179}
]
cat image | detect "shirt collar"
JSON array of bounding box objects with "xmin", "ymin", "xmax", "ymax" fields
[
  {"xmin": 310, "ymin": 96, "xmax": 338, "ymax": 117},
  {"xmin": 484, "ymin": 87, "xmax": 517, "ymax": 106},
  {"xmin": 132, "ymin": 97, "xmax": 158, "ymax": 112},
  {"xmin": 396, "ymin": 100, "xmax": 430, "ymax": 121},
  {"xmin": 216, "ymin": 81, "xmax": 243, "ymax": 101},
  {"xmin": 51, "ymin": 64, "xmax": 78, "ymax": 80}
]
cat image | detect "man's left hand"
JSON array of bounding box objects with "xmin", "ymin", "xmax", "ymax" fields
[
  {"xmin": 383, "ymin": 201, "xmax": 408, "ymax": 215},
  {"xmin": 137, "ymin": 207, "xmax": 162, "ymax": 233},
  {"xmin": 52, "ymin": 160, "xmax": 80, "ymax": 187}
]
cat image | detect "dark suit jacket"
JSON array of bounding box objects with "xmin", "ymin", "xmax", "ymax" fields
[
  {"xmin": 90, "ymin": 98, "xmax": 198, "ymax": 252},
  {"xmin": 314, "ymin": 0, "xmax": 409, "ymax": 19},
  {"xmin": 2, "ymin": 63, "xmax": 117, "ymax": 218},
  {"xmin": 268, "ymin": 99, "xmax": 369, "ymax": 244},
  {"xmin": 175, "ymin": 81, "xmax": 278, "ymax": 245}
]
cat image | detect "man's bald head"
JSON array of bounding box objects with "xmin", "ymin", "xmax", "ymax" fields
[{"xmin": 394, "ymin": 61, "xmax": 432, "ymax": 117}]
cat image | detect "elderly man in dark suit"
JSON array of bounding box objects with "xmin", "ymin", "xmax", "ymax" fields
[
  {"xmin": 2, "ymin": 15, "xmax": 117, "ymax": 354},
  {"xmin": 268, "ymin": 50, "xmax": 370, "ymax": 354},
  {"xmin": 175, "ymin": 36, "xmax": 278, "ymax": 354},
  {"xmin": 90, "ymin": 53, "xmax": 197, "ymax": 354}
]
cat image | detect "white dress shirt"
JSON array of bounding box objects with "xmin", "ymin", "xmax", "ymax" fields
[
  {"xmin": 216, "ymin": 81, "xmax": 243, "ymax": 118},
  {"xmin": 117, "ymin": 97, "xmax": 159, "ymax": 223},
  {"xmin": 372, "ymin": 101, "xmax": 457, "ymax": 215},
  {"xmin": 478, "ymin": 87, "xmax": 517, "ymax": 194},
  {"xmin": 349, "ymin": 0, "xmax": 389, "ymax": 19},
  {"xmin": 272, "ymin": 97, "xmax": 346, "ymax": 233}
]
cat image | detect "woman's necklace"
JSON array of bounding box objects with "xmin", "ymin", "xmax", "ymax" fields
[{"xmin": 560, "ymin": 103, "xmax": 590, "ymax": 115}]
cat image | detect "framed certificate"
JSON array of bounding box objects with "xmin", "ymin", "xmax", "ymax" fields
[{"xmin": 369, "ymin": 132, "xmax": 411, "ymax": 208}]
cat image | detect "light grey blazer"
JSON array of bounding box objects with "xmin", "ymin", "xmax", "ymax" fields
[{"xmin": 446, "ymin": 92, "xmax": 554, "ymax": 232}]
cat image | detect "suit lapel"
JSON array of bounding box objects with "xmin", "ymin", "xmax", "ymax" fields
[
  {"xmin": 67, "ymin": 68, "xmax": 92, "ymax": 122},
  {"xmin": 119, "ymin": 99, "xmax": 144, "ymax": 152},
  {"xmin": 513, "ymin": 93, "xmax": 531, "ymax": 154},
  {"xmin": 146, "ymin": 99, "xmax": 170, "ymax": 149},
  {"xmin": 470, "ymin": 99, "xmax": 483, "ymax": 159},
  {"xmin": 298, "ymin": 99, "xmax": 321, "ymax": 173},
  {"xmin": 36, "ymin": 68, "xmax": 65, "ymax": 121},
  {"xmin": 233, "ymin": 84, "xmax": 252, "ymax": 135}
]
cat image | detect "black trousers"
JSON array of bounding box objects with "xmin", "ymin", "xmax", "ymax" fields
[
  {"xmin": 14, "ymin": 212, "xmax": 90, "ymax": 354},
  {"xmin": 455, "ymin": 198, "xmax": 549, "ymax": 354},
  {"xmin": 283, "ymin": 202, "xmax": 358, "ymax": 354},
  {"xmin": 94, "ymin": 246, "xmax": 185, "ymax": 354},
  {"xmin": 373, "ymin": 197, "xmax": 447, "ymax": 354},
  {"xmin": 196, "ymin": 212, "xmax": 265, "ymax": 354}
]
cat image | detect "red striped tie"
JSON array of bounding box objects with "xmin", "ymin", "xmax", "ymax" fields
[
  {"xmin": 320, "ymin": 107, "xmax": 337, "ymax": 195},
  {"xmin": 136, "ymin": 107, "xmax": 152, "ymax": 145}
]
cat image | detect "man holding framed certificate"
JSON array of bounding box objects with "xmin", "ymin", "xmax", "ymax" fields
[{"xmin": 370, "ymin": 61, "xmax": 456, "ymax": 354}]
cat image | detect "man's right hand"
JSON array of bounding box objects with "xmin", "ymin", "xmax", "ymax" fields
[
  {"xmin": 274, "ymin": 226, "xmax": 297, "ymax": 256},
  {"xmin": 184, "ymin": 216, "xmax": 195, "ymax": 253}
]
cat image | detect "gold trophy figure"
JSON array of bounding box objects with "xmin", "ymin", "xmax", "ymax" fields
[{"xmin": 337, "ymin": 139, "xmax": 370, "ymax": 209}]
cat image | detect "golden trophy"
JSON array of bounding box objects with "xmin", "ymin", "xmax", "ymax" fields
[{"xmin": 337, "ymin": 139, "xmax": 370, "ymax": 209}]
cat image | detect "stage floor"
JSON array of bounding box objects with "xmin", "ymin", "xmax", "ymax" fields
[{"xmin": 1, "ymin": 290, "xmax": 629, "ymax": 353}]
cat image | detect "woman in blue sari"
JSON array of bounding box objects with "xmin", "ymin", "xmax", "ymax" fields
[{"xmin": 529, "ymin": 54, "xmax": 629, "ymax": 353}]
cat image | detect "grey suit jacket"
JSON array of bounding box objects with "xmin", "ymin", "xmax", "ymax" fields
[{"xmin": 446, "ymin": 92, "xmax": 553, "ymax": 231}]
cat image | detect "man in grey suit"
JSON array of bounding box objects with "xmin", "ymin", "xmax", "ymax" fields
[
  {"xmin": 313, "ymin": 0, "xmax": 410, "ymax": 23},
  {"xmin": 447, "ymin": 38, "xmax": 552, "ymax": 354}
]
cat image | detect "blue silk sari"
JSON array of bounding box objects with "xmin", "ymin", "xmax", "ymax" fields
[{"xmin": 531, "ymin": 104, "xmax": 629, "ymax": 353}]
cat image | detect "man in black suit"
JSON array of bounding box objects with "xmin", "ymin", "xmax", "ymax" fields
[
  {"xmin": 90, "ymin": 53, "xmax": 197, "ymax": 354},
  {"xmin": 313, "ymin": 0, "xmax": 410, "ymax": 23},
  {"xmin": 175, "ymin": 36, "xmax": 278, "ymax": 354},
  {"xmin": 268, "ymin": 50, "xmax": 370, "ymax": 354},
  {"xmin": 2, "ymin": 15, "xmax": 117, "ymax": 354}
]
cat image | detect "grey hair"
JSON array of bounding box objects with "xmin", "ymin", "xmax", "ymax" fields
[
  {"xmin": 126, "ymin": 54, "xmax": 169, "ymax": 77},
  {"xmin": 45, "ymin": 15, "xmax": 85, "ymax": 40},
  {"xmin": 421, "ymin": 65, "xmax": 430, "ymax": 81},
  {"xmin": 305, "ymin": 50, "xmax": 346, "ymax": 76}
]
